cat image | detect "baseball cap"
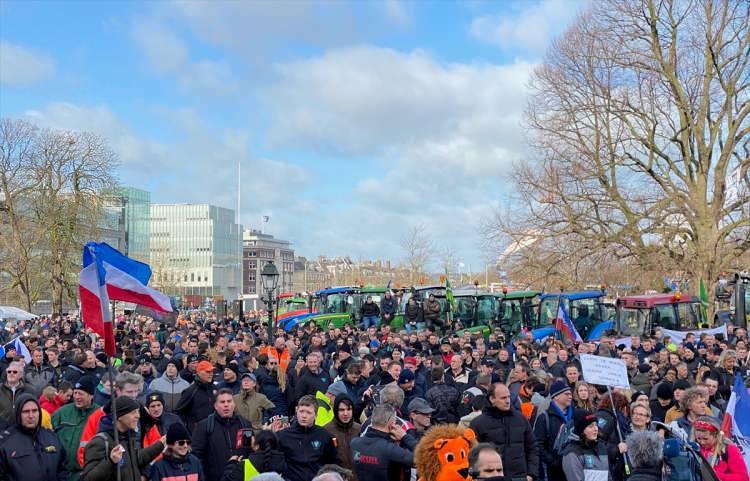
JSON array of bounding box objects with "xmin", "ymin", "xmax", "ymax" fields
[
  {"xmin": 398, "ymin": 370, "xmax": 416, "ymax": 384},
  {"xmin": 196, "ymin": 361, "xmax": 214, "ymax": 373},
  {"xmin": 404, "ymin": 356, "xmax": 417, "ymax": 366}
]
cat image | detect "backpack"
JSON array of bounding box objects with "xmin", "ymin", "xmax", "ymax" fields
[{"xmin": 537, "ymin": 410, "xmax": 576, "ymax": 456}]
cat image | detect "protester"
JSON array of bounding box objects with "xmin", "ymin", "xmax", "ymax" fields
[
  {"xmin": 562, "ymin": 409, "xmax": 610, "ymax": 481},
  {"xmin": 324, "ymin": 394, "xmax": 361, "ymax": 471},
  {"xmin": 150, "ymin": 422, "xmax": 206, "ymax": 481},
  {"xmin": 693, "ymin": 415, "xmax": 749, "ymax": 481},
  {"xmin": 148, "ymin": 359, "xmax": 190, "ymax": 412},
  {"xmin": 533, "ymin": 379, "xmax": 574, "ymax": 481},
  {"xmin": 51, "ymin": 375, "xmax": 99, "ymax": 481},
  {"xmin": 350, "ymin": 403, "xmax": 417, "ymax": 481},
  {"xmin": 624, "ymin": 431, "xmax": 664, "ymax": 481},
  {"xmin": 233, "ymin": 372, "xmax": 275, "ymax": 429},
  {"xmin": 191, "ymin": 388, "xmax": 252, "ymax": 481},
  {"xmin": 469, "ymin": 443, "xmax": 505, "ymax": 481},
  {"xmin": 470, "ymin": 383, "xmax": 539, "ymax": 481},
  {"xmin": 277, "ymin": 394, "xmax": 338, "ymax": 481},
  {"xmin": 221, "ymin": 429, "xmax": 286, "ymax": 481},
  {"xmin": 175, "ymin": 360, "xmax": 217, "ymax": 432},
  {"xmin": 81, "ymin": 395, "xmax": 165, "ymax": 481},
  {"xmin": 0, "ymin": 361, "xmax": 37, "ymax": 423},
  {"xmin": 0, "ymin": 394, "xmax": 68, "ymax": 481}
]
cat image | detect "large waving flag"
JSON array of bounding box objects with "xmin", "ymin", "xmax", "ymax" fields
[
  {"xmin": 79, "ymin": 242, "xmax": 172, "ymax": 356},
  {"xmin": 555, "ymin": 301, "xmax": 583, "ymax": 344},
  {"xmin": 721, "ymin": 374, "xmax": 750, "ymax": 469}
]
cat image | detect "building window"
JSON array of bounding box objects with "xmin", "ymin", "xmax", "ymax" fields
[
  {"xmin": 250, "ymin": 251, "xmax": 257, "ymax": 257},
  {"xmin": 249, "ymin": 261, "xmax": 257, "ymax": 269},
  {"xmin": 191, "ymin": 273, "xmax": 195, "ymax": 282}
]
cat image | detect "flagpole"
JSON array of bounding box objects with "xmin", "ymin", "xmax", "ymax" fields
[
  {"xmin": 553, "ymin": 289, "xmax": 562, "ymax": 343},
  {"xmin": 109, "ymin": 301, "xmax": 121, "ymax": 481}
]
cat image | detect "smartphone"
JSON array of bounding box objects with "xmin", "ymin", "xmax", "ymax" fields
[
  {"xmin": 278, "ymin": 416, "xmax": 289, "ymax": 424},
  {"xmin": 235, "ymin": 428, "xmax": 254, "ymax": 449}
]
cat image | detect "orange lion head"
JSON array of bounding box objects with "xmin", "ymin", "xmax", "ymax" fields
[{"xmin": 415, "ymin": 424, "xmax": 477, "ymax": 481}]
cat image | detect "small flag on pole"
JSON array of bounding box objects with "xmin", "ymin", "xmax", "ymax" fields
[{"xmin": 555, "ymin": 302, "xmax": 582, "ymax": 344}]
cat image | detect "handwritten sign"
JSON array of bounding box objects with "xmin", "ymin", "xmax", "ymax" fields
[{"xmin": 580, "ymin": 354, "xmax": 630, "ymax": 388}]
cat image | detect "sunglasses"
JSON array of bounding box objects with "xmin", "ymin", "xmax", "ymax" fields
[
  {"xmin": 176, "ymin": 440, "xmax": 191, "ymax": 446},
  {"xmin": 6, "ymin": 370, "xmax": 18, "ymax": 374}
]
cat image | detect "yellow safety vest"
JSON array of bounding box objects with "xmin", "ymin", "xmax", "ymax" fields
[
  {"xmin": 243, "ymin": 458, "xmax": 260, "ymax": 480},
  {"xmin": 315, "ymin": 391, "xmax": 334, "ymax": 427}
]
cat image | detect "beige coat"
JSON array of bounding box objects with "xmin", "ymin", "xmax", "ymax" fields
[{"xmin": 233, "ymin": 389, "xmax": 275, "ymax": 428}]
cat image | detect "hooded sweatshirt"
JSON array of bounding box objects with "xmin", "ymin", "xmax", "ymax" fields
[
  {"xmin": 149, "ymin": 371, "xmax": 191, "ymax": 412},
  {"xmin": 324, "ymin": 394, "xmax": 362, "ymax": 470}
]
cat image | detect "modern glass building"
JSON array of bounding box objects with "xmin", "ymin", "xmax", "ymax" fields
[
  {"xmin": 119, "ymin": 187, "xmax": 150, "ymax": 263},
  {"xmin": 150, "ymin": 204, "xmax": 241, "ymax": 300}
]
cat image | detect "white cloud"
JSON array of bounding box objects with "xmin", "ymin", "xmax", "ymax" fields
[
  {"xmin": 0, "ymin": 41, "xmax": 55, "ymax": 86},
  {"xmin": 469, "ymin": 0, "xmax": 584, "ymax": 54},
  {"xmin": 131, "ymin": 20, "xmax": 239, "ymax": 95},
  {"xmin": 266, "ymin": 45, "xmax": 533, "ymax": 162}
]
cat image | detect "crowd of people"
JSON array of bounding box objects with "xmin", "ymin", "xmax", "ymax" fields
[{"xmin": 0, "ymin": 303, "xmax": 748, "ymax": 481}]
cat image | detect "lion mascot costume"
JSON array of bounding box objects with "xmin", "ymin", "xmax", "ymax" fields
[{"xmin": 415, "ymin": 424, "xmax": 477, "ymax": 481}]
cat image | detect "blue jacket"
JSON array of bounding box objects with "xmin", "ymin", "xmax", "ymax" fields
[{"xmin": 150, "ymin": 452, "xmax": 205, "ymax": 481}]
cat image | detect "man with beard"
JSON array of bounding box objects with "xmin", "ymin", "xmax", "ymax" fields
[{"xmin": 324, "ymin": 394, "xmax": 361, "ymax": 471}]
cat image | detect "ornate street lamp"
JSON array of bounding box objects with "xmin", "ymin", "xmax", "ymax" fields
[{"xmin": 261, "ymin": 261, "xmax": 280, "ymax": 342}]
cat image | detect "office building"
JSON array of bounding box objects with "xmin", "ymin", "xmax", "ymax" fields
[
  {"xmin": 150, "ymin": 204, "xmax": 241, "ymax": 300},
  {"xmin": 242, "ymin": 230, "xmax": 294, "ymax": 309}
]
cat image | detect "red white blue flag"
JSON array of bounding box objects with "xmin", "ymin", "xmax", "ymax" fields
[
  {"xmin": 555, "ymin": 301, "xmax": 582, "ymax": 343},
  {"xmin": 721, "ymin": 374, "xmax": 750, "ymax": 470},
  {"xmin": 79, "ymin": 242, "xmax": 172, "ymax": 356}
]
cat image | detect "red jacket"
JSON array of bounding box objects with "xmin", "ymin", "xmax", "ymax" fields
[
  {"xmin": 39, "ymin": 394, "xmax": 66, "ymax": 414},
  {"xmin": 700, "ymin": 443, "xmax": 749, "ymax": 481}
]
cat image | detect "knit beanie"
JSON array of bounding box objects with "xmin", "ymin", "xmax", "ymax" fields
[
  {"xmin": 113, "ymin": 396, "xmax": 141, "ymax": 418},
  {"xmin": 166, "ymin": 422, "xmax": 191, "ymax": 444},
  {"xmin": 656, "ymin": 383, "xmax": 674, "ymax": 400},
  {"xmin": 573, "ymin": 409, "xmax": 598, "ymax": 437},
  {"xmin": 549, "ymin": 379, "xmax": 572, "ymax": 399}
]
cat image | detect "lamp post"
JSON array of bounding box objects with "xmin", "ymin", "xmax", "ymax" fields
[{"xmin": 261, "ymin": 261, "xmax": 280, "ymax": 343}]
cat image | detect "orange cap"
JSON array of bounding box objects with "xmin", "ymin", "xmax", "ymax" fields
[{"xmin": 196, "ymin": 361, "xmax": 214, "ymax": 373}]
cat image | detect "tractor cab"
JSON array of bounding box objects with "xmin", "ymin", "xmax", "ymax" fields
[
  {"xmin": 616, "ymin": 293, "xmax": 706, "ymax": 337},
  {"xmin": 494, "ymin": 290, "xmax": 540, "ymax": 337},
  {"xmin": 532, "ymin": 290, "xmax": 611, "ymax": 341}
]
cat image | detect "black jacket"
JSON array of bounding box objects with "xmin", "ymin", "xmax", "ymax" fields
[
  {"xmin": 470, "ymin": 406, "xmax": 540, "ymax": 479},
  {"xmin": 293, "ymin": 367, "xmax": 331, "ymax": 402},
  {"xmin": 350, "ymin": 427, "xmax": 417, "ymax": 481},
  {"xmin": 381, "ymin": 296, "xmax": 397, "ymax": 318},
  {"xmin": 0, "ymin": 394, "xmax": 69, "ymax": 481},
  {"xmin": 256, "ymin": 367, "xmax": 288, "ymax": 417},
  {"xmin": 277, "ymin": 421, "xmax": 338, "ymax": 481},
  {"xmin": 532, "ymin": 403, "xmax": 572, "ymax": 481},
  {"xmin": 175, "ymin": 379, "xmax": 216, "ymax": 433},
  {"xmin": 361, "ymin": 301, "xmax": 381, "ymax": 318},
  {"xmin": 191, "ymin": 413, "xmax": 251, "ymax": 481},
  {"xmin": 405, "ymin": 303, "xmax": 421, "ymax": 324},
  {"xmin": 425, "ymin": 382, "xmax": 460, "ymax": 424},
  {"xmin": 150, "ymin": 452, "xmax": 205, "ymax": 481},
  {"xmin": 626, "ymin": 466, "xmax": 662, "ymax": 481}
]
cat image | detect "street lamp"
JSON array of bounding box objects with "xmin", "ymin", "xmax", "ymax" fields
[{"xmin": 261, "ymin": 261, "xmax": 280, "ymax": 342}]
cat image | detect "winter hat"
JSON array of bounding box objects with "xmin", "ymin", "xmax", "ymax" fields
[
  {"xmin": 196, "ymin": 361, "xmax": 214, "ymax": 373},
  {"xmin": 337, "ymin": 343, "xmax": 351, "ymax": 354},
  {"xmin": 404, "ymin": 356, "xmax": 417, "ymax": 366},
  {"xmin": 573, "ymin": 409, "xmax": 598, "ymax": 437},
  {"xmin": 113, "ymin": 396, "xmax": 141, "ymax": 418},
  {"xmin": 73, "ymin": 375, "xmax": 98, "ymax": 396},
  {"xmin": 549, "ymin": 379, "xmax": 572, "ymax": 399},
  {"xmin": 656, "ymin": 383, "xmax": 674, "ymax": 400},
  {"xmin": 166, "ymin": 422, "xmax": 191, "ymax": 445},
  {"xmin": 145, "ymin": 392, "xmax": 165, "ymax": 408},
  {"xmin": 631, "ymin": 391, "xmax": 647, "ymax": 403},
  {"xmin": 95, "ymin": 352, "xmax": 108, "ymax": 364},
  {"xmin": 224, "ymin": 363, "xmax": 239, "ymax": 376},
  {"xmin": 326, "ymin": 380, "xmax": 348, "ymax": 398},
  {"xmin": 165, "ymin": 358, "xmax": 180, "ymax": 370},
  {"xmin": 637, "ymin": 363, "xmax": 651, "ymax": 373},
  {"xmin": 673, "ymin": 380, "xmax": 691, "ymax": 392},
  {"xmin": 398, "ymin": 369, "xmax": 416, "ymax": 384}
]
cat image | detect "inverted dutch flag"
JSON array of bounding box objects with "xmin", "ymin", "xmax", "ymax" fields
[
  {"xmin": 721, "ymin": 375, "xmax": 750, "ymax": 469},
  {"xmin": 555, "ymin": 301, "xmax": 583, "ymax": 343},
  {"xmin": 79, "ymin": 242, "xmax": 172, "ymax": 356},
  {"xmin": 0, "ymin": 337, "xmax": 31, "ymax": 362}
]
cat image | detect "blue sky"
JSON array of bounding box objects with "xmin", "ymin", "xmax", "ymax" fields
[{"xmin": 0, "ymin": 0, "xmax": 584, "ymax": 270}]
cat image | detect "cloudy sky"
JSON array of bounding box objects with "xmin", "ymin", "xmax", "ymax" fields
[{"xmin": 0, "ymin": 0, "xmax": 584, "ymax": 270}]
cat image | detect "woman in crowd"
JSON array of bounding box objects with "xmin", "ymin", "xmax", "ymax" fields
[
  {"xmin": 151, "ymin": 423, "xmax": 205, "ymax": 481},
  {"xmin": 715, "ymin": 350, "xmax": 738, "ymax": 399},
  {"xmin": 562, "ymin": 409, "xmax": 610, "ymax": 481},
  {"xmin": 629, "ymin": 402, "xmax": 652, "ymax": 433},
  {"xmin": 573, "ymin": 381, "xmax": 595, "ymax": 411},
  {"xmin": 693, "ymin": 416, "xmax": 749, "ymax": 481},
  {"xmin": 597, "ymin": 391, "xmax": 631, "ymax": 481}
]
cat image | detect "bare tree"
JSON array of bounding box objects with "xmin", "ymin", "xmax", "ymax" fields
[
  {"xmin": 399, "ymin": 222, "xmax": 435, "ymax": 285},
  {"xmin": 0, "ymin": 118, "xmax": 119, "ymax": 315},
  {"xmin": 491, "ymin": 0, "xmax": 750, "ymax": 290}
]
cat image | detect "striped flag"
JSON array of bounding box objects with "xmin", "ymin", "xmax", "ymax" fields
[
  {"xmin": 555, "ymin": 301, "xmax": 582, "ymax": 344},
  {"xmin": 721, "ymin": 375, "xmax": 750, "ymax": 469}
]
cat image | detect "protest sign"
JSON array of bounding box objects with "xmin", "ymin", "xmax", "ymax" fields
[
  {"xmin": 615, "ymin": 324, "xmax": 727, "ymax": 348},
  {"xmin": 580, "ymin": 354, "xmax": 630, "ymax": 388}
]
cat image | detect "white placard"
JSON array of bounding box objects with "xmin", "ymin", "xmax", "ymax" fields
[
  {"xmin": 580, "ymin": 354, "xmax": 630, "ymax": 388},
  {"xmin": 615, "ymin": 324, "xmax": 728, "ymax": 349}
]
